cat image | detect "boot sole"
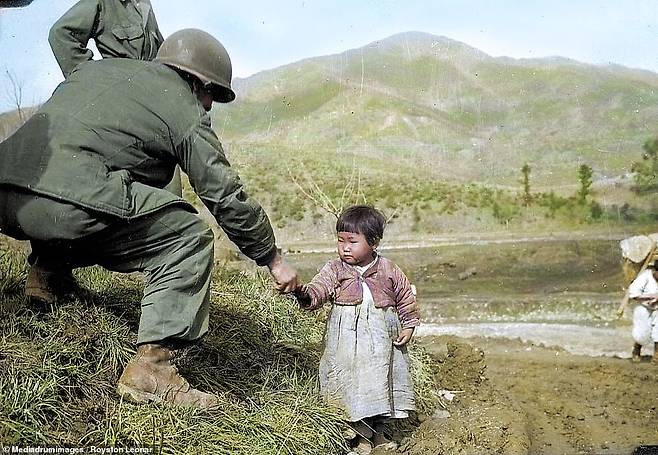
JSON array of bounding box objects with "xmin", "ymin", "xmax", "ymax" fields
[
  {"xmin": 116, "ymin": 383, "xmax": 218, "ymax": 409},
  {"xmin": 24, "ymin": 287, "xmax": 56, "ymax": 305},
  {"xmin": 117, "ymin": 383, "xmax": 164, "ymax": 405}
]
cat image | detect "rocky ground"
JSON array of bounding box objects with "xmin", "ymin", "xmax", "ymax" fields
[{"xmin": 376, "ymin": 335, "xmax": 658, "ymax": 455}]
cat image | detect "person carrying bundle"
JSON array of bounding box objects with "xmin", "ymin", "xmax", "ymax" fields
[{"xmin": 628, "ymin": 260, "xmax": 658, "ymax": 363}]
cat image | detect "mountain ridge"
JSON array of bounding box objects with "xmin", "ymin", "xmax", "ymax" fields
[
  {"xmin": 218, "ymin": 31, "xmax": 656, "ymax": 190},
  {"xmin": 232, "ymin": 31, "xmax": 658, "ymax": 96}
]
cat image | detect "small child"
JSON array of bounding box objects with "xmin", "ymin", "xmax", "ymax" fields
[{"xmin": 296, "ymin": 205, "xmax": 419, "ymax": 453}]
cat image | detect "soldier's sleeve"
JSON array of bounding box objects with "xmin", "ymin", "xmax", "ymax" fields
[
  {"xmin": 48, "ymin": 0, "xmax": 100, "ymax": 78},
  {"xmin": 147, "ymin": 5, "xmax": 164, "ymax": 51},
  {"xmin": 177, "ymin": 119, "xmax": 278, "ymax": 266}
]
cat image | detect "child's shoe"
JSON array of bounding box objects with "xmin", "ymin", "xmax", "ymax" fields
[
  {"xmin": 350, "ymin": 420, "xmax": 374, "ymax": 439},
  {"xmin": 342, "ymin": 426, "xmax": 357, "ymax": 441},
  {"xmin": 632, "ymin": 343, "xmax": 642, "ymax": 362},
  {"xmin": 352, "ymin": 436, "xmax": 372, "ymax": 455},
  {"xmin": 372, "ymin": 432, "xmax": 398, "ymax": 451}
]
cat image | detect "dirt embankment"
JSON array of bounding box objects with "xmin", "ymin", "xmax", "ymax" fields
[{"xmin": 386, "ymin": 336, "xmax": 658, "ymax": 455}]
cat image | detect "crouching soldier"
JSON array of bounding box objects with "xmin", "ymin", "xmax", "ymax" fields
[{"xmin": 0, "ymin": 29, "xmax": 299, "ymax": 409}]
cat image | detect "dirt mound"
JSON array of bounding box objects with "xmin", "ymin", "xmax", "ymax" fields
[
  {"xmin": 389, "ymin": 335, "xmax": 658, "ymax": 455},
  {"xmin": 435, "ymin": 340, "xmax": 486, "ymax": 393},
  {"xmin": 483, "ymin": 337, "xmax": 658, "ymax": 454},
  {"xmin": 390, "ymin": 337, "xmax": 530, "ymax": 455}
]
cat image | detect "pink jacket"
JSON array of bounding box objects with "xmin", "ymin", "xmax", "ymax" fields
[{"xmin": 303, "ymin": 255, "xmax": 420, "ymax": 329}]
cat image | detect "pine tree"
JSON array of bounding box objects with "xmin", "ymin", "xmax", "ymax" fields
[
  {"xmin": 631, "ymin": 137, "xmax": 658, "ymax": 192},
  {"xmin": 520, "ymin": 163, "xmax": 532, "ymax": 207},
  {"xmin": 577, "ymin": 164, "xmax": 593, "ymax": 205}
]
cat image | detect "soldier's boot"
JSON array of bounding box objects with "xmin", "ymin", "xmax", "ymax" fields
[
  {"xmin": 25, "ymin": 259, "xmax": 77, "ymax": 307},
  {"xmin": 632, "ymin": 343, "xmax": 642, "ymax": 363},
  {"xmin": 653, "ymin": 342, "xmax": 658, "ymax": 365},
  {"xmin": 117, "ymin": 343, "xmax": 218, "ymax": 409}
]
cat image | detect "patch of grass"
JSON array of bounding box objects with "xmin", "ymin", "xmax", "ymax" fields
[
  {"xmin": 0, "ymin": 245, "xmax": 27, "ymax": 295},
  {"xmin": 0, "ymin": 245, "xmax": 437, "ymax": 453}
]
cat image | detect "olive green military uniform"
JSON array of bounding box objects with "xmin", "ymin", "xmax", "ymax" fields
[
  {"xmin": 49, "ymin": 0, "xmax": 163, "ymax": 78},
  {"xmin": 0, "ymin": 58, "xmax": 277, "ymax": 344},
  {"xmin": 48, "ymin": 0, "xmax": 184, "ymax": 196}
]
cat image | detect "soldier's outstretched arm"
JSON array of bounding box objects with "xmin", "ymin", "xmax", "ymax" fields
[
  {"xmin": 49, "ymin": 0, "xmax": 99, "ymax": 78},
  {"xmin": 176, "ymin": 118, "xmax": 299, "ymax": 291}
]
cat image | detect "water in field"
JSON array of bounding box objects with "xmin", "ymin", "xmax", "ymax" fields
[
  {"xmin": 415, "ymin": 323, "xmax": 636, "ymax": 358},
  {"xmin": 290, "ymin": 237, "xmax": 638, "ymax": 358}
]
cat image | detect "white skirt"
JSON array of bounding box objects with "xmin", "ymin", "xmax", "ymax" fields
[
  {"xmin": 319, "ymin": 299, "xmax": 415, "ymax": 422},
  {"xmin": 632, "ymin": 304, "xmax": 658, "ymax": 345}
]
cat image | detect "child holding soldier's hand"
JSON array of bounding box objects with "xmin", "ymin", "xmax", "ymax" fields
[{"xmin": 296, "ymin": 205, "xmax": 419, "ymax": 453}]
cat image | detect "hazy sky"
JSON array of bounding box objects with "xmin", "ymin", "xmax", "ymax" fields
[{"xmin": 0, "ymin": 0, "xmax": 656, "ymax": 113}]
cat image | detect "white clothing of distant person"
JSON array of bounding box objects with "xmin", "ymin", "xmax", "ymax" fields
[{"xmin": 628, "ymin": 268, "xmax": 658, "ymax": 346}]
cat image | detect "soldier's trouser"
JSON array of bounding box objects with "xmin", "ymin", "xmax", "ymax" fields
[
  {"xmin": 163, "ymin": 165, "xmax": 183, "ymax": 197},
  {"xmin": 0, "ymin": 187, "xmax": 214, "ymax": 344}
]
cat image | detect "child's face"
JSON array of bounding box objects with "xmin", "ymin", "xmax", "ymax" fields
[{"xmin": 337, "ymin": 231, "xmax": 377, "ymax": 267}]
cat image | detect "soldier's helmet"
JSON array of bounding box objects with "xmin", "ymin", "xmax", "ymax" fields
[{"xmin": 155, "ymin": 28, "xmax": 236, "ymax": 103}]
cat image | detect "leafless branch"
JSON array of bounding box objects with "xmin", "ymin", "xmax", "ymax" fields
[
  {"xmin": 287, "ymin": 158, "xmax": 369, "ymax": 219},
  {"xmin": 287, "ymin": 162, "xmax": 339, "ymax": 217},
  {"xmin": 5, "ymin": 70, "xmax": 24, "ymax": 121}
]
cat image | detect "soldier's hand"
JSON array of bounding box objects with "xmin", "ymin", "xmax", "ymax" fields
[{"xmin": 267, "ymin": 253, "xmax": 300, "ymax": 293}]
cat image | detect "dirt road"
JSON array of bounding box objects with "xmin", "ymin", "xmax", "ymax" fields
[
  {"xmin": 487, "ymin": 338, "xmax": 657, "ymax": 454},
  {"xmin": 388, "ymin": 336, "xmax": 658, "ymax": 455}
]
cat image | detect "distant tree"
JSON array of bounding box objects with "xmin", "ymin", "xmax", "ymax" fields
[
  {"xmin": 589, "ymin": 201, "xmax": 603, "ymax": 220},
  {"xmin": 577, "ymin": 164, "xmax": 593, "ymax": 204},
  {"xmin": 492, "ymin": 200, "xmax": 519, "ymax": 227},
  {"xmin": 539, "ymin": 191, "xmax": 567, "ymax": 218},
  {"xmin": 631, "ymin": 137, "xmax": 658, "ymax": 192},
  {"xmin": 520, "ymin": 163, "xmax": 532, "ymax": 207},
  {"xmin": 411, "ymin": 204, "xmax": 422, "ymax": 232}
]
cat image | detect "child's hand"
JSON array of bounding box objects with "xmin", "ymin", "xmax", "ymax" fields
[
  {"xmin": 393, "ymin": 328, "xmax": 414, "ymax": 346},
  {"xmin": 293, "ymin": 286, "xmax": 313, "ymax": 310}
]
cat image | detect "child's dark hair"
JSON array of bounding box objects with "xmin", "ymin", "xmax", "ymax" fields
[{"xmin": 336, "ymin": 205, "xmax": 386, "ymax": 246}]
